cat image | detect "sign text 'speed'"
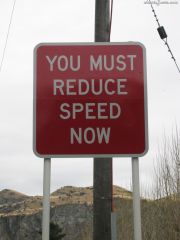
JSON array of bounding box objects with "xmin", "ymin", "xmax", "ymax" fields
[{"xmin": 59, "ymin": 102, "xmax": 121, "ymax": 120}]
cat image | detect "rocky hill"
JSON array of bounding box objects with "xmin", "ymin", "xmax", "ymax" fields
[
  {"xmin": 1, "ymin": 186, "xmax": 179, "ymax": 240},
  {"xmin": 0, "ymin": 189, "xmax": 29, "ymax": 205},
  {"xmin": 0, "ymin": 185, "xmax": 131, "ymax": 240}
]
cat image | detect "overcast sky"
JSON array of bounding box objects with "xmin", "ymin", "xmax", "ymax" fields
[{"xmin": 0, "ymin": 0, "xmax": 180, "ymax": 196}]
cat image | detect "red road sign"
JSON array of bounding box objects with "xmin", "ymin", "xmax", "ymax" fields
[{"xmin": 33, "ymin": 43, "xmax": 148, "ymax": 158}]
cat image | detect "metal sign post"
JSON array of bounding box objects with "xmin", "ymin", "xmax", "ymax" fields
[
  {"xmin": 42, "ymin": 158, "xmax": 51, "ymax": 240},
  {"xmin": 132, "ymin": 157, "xmax": 142, "ymax": 240},
  {"xmin": 111, "ymin": 212, "xmax": 117, "ymax": 240}
]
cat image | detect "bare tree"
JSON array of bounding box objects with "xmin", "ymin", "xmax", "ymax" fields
[
  {"xmin": 153, "ymin": 126, "xmax": 180, "ymax": 199},
  {"xmin": 144, "ymin": 126, "xmax": 180, "ymax": 240}
]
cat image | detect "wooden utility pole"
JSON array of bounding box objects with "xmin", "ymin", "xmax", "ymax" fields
[
  {"xmin": 93, "ymin": 1, "xmax": 112, "ymax": 240},
  {"xmin": 94, "ymin": 0, "xmax": 110, "ymax": 42}
]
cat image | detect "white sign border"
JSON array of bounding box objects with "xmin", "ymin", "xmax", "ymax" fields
[{"xmin": 33, "ymin": 42, "xmax": 148, "ymax": 158}]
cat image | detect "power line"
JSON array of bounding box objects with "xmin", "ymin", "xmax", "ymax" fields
[
  {"xmin": 149, "ymin": 0, "xmax": 161, "ymax": 27},
  {"xmin": 108, "ymin": 0, "xmax": 114, "ymax": 41},
  {"xmin": 148, "ymin": 0, "xmax": 180, "ymax": 73},
  {"xmin": 0, "ymin": 0, "xmax": 17, "ymax": 73},
  {"xmin": 163, "ymin": 39, "xmax": 180, "ymax": 73}
]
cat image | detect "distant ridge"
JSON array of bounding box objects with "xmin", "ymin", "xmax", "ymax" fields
[
  {"xmin": 51, "ymin": 185, "xmax": 132, "ymax": 205},
  {"xmin": 0, "ymin": 185, "xmax": 132, "ymax": 216}
]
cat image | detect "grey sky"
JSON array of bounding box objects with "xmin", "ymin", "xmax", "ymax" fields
[{"xmin": 0, "ymin": 0, "xmax": 180, "ymax": 195}]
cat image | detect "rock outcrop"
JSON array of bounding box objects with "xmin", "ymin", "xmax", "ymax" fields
[{"xmin": 0, "ymin": 186, "xmax": 131, "ymax": 240}]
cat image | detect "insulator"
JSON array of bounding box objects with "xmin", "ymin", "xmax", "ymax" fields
[{"xmin": 157, "ymin": 26, "xmax": 167, "ymax": 39}]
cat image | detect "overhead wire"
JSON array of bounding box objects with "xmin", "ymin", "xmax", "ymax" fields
[
  {"xmin": 149, "ymin": 0, "xmax": 161, "ymax": 27},
  {"xmin": 148, "ymin": 0, "xmax": 180, "ymax": 73},
  {"xmin": 108, "ymin": 0, "xmax": 114, "ymax": 41},
  {"xmin": 0, "ymin": 0, "xmax": 17, "ymax": 73}
]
